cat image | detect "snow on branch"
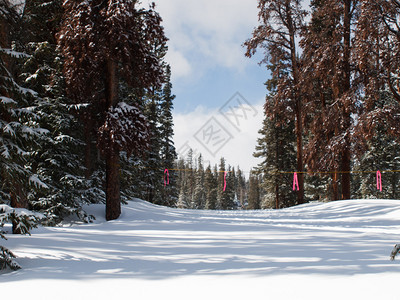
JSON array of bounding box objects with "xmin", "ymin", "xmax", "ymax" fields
[{"xmin": 98, "ymin": 102, "xmax": 150, "ymax": 157}]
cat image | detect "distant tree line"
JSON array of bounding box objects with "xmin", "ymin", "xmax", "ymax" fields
[{"xmin": 173, "ymin": 151, "xmax": 278, "ymax": 211}]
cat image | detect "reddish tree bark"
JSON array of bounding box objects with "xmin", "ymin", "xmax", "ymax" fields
[{"xmin": 341, "ymin": 0, "xmax": 352, "ymax": 200}]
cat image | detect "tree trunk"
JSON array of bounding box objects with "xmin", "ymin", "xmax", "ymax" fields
[
  {"xmin": 332, "ymin": 171, "xmax": 339, "ymax": 200},
  {"xmin": 105, "ymin": 149, "xmax": 120, "ymax": 220},
  {"xmin": 275, "ymin": 175, "xmax": 280, "ymax": 209},
  {"xmin": 341, "ymin": 0, "xmax": 352, "ymax": 200},
  {"xmin": 0, "ymin": 14, "xmax": 8, "ymax": 49},
  {"xmin": 10, "ymin": 183, "xmax": 28, "ymax": 234},
  {"xmin": 286, "ymin": 1, "xmax": 305, "ymax": 204},
  {"xmin": 295, "ymin": 107, "xmax": 305, "ymax": 204},
  {"xmin": 84, "ymin": 116, "xmax": 93, "ymax": 179},
  {"xmin": 105, "ymin": 59, "xmax": 120, "ymax": 220}
]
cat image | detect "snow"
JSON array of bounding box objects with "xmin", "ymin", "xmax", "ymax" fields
[
  {"xmin": 29, "ymin": 174, "xmax": 49, "ymax": 189},
  {"xmin": 2, "ymin": 199, "xmax": 400, "ymax": 299},
  {"xmin": 0, "ymin": 96, "xmax": 17, "ymax": 105},
  {"xmin": 0, "ymin": 48, "xmax": 30, "ymax": 59}
]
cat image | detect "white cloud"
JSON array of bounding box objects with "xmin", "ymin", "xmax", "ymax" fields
[
  {"xmin": 150, "ymin": 0, "xmax": 260, "ymax": 80},
  {"xmin": 165, "ymin": 46, "xmax": 192, "ymax": 80},
  {"xmin": 173, "ymin": 100, "xmax": 265, "ymax": 174}
]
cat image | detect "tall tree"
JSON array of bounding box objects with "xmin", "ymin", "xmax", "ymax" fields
[
  {"xmin": 0, "ymin": 0, "xmax": 52, "ymax": 232},
  {"xmin": 58, "ymin": 0, "xmax": 167, "ymax": 220},
  {"xmin": 159, "ymin": 65, "xmax": 178, "ymax": 206},
  {"xmin": 235, "ymin": 167, "xmax": 247, "ymax": 208},
  {"xmin": 204, "ymin": 164, "xmax": 217, "ymax": 210},
  {"xmin": 254, "ymin": 63, "xmax": 297, "ymax": 208},
  {"xmin": 245, "ymin": 0, "xmax": 307, "ymax": 204},
  {"xmin": 353, "ymin": 1, "xmax": 400, "ymax": 199},
  {"xmin": 354, "ymin": 1, "xmax": 400, "ymax": 160},
  {"xmin": 142, "ymin": 86, "xmax": 162, "ymax": 204},
  {"xmin": 301, "ymin": 0, "xmax": 360, "ymax": 200},
  {"xmin": 248, "ymin": 171, "xmax": 261, "ymax": 210},
  {"xmin": 193, "ymin": 154, "xmax": 206, "ymax": 209}
]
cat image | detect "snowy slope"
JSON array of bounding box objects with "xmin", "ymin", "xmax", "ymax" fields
[{"xmin": 2, "ymin": 199, "xmax": 400, "ymax": 299}]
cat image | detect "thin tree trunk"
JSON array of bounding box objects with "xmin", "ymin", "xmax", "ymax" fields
[
  {"xmin": 341, "ymin": 0, "xmax": 352, "ymax": 200},
  {"xmin": 10, "ymin": 183, "xmax": 28, "ymax": 234},
  {"xmin": 106, "ymin": 149, "xmax": 120, "ymax": 220},
  {"xmin": 84, "ymin": 116, "xmax": 93, "ymax": 179},
  {"xmin": 105, "ymin": 59, "xmax": 120, "ymax": 220},
  {"xmin": 295, "ymin": 106, "xmax": 305, "ymax": 204},
  {"xmin": 332, "ymin": 171, "xmax": 339, "ymax": 200},
  {"xmin": 1, "ymin": 12, "xmax": 27, "ymax": 233},
  {"xmin": 275, "ymin": 119, "xmax": 280, "ymax": 209},
  {"xmin": 275, "ymin": 175, "xmax": 280, "ymax": 209}
]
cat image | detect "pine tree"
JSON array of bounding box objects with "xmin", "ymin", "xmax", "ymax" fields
[
  {"xmin": 142, "ymin": 86, "xmax": 162, "ymax": 204},
  {"xmin": 159, "ymin": 65, "xmax": 178, "ymax": 206},
  {"xmin": 58, "ymin": 0, "xmax": 167, "ymax": 220},
  {"xmin": 193, "ymin": 154, "xmax": 206, "ymax": 209},
  {"xmin": 253, "ymin": 63, "xmax": 297, "ymax": 209},
  {"xmin": 175, "ymin": 157, "xmax": 188, "ymax": 208},
  {"xmin": 245, "ymin": 0, "xmax": 307, "ymax": 204},
  {"xmin": 185, "ymin": 149, "xmax": 196, "ymax": 208},
  {"xmin": 352, "ymin": 92, "xmax": 400, "ymax": 199},
  {"xmin": 247, "ymin": 170, "xmax": 261, "ymax": 210},
  {"xmin": 353, "ymin": 1, "xmax": 400, "ymax": 194},
  {"xmin": 301, "ymin": 0, "xmax": 360, "ymax": 200},
  {"xmin": 0, "ymin": 0, "xmax": 51, "ymax": 232},
  {"xmin": 205, "ymin": 164, "xmax": 218, "ymax": 210},
  {"xmin": 17, "ymin": 0, "xmax": 103, "ymax": 223},
  {"xmin": 236, "ymin": 167, "xmax": 247, "ymax": 209},
  {"xmin": 216, "ymin": 158, "xmax": 235, "ymax": 210}
]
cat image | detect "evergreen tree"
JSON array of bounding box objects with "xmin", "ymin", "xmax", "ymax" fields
[
  {"xmin": 301, "ymin": 0, "xmax": 360, "ymax": 200},
  {"xmin": 248, "ymin": 170, "xmax": 261, "ymax": 210},
  {"xmin": 236, "ymin": 167, "xmax": 247, "ymax": 209},
  {"xmin": 185, "ymin": 149, "xmax": 196, "ymax": 208},
  {"xmin": 245, "ymin": 0, "xmax": 307, "ymax": 204},
  {"xmin": 353, "ymin": 1, "xmax": 400, "ymax": 197},
  {"xmin": 58, "ymin": 0, "xmax": 167, "ymax": 220},
  {"xmin": 205, "ymin": 164, "xmax": 218, "ymax": 210},
  {"xmin": 216, "ymin": 158, "xmax": 234, "ymax": 210},
  {"xmin": 253, "ymin": 64, "xmax": 297, "ymax": 209},
  {"xmin": 176, "ymin": 185, "xmax": 189, "ymax": 209},
  {"xmin": 352, "ymin": 94, "xmax": 400, "ymax": 199},
  {"xmin": 193, "ymin": 154, "xmax": 206, "ymax": 209},
  {"xmin": 19, "ymin": 0, "xmax": 103, "ymax": 223},
  {"xmin": 142, "ymin": 86, "xmax": 162, "ymax": 204},
  {"xmin": 159, "ymin": 65, "xmax": 178, "ymax": 206},
  {"xmin": 0, "ymin": 0, "xmax": 50, "ymax": 231}
]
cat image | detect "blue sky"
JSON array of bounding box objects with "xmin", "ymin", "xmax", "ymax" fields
[{"xmin": 149, "ymin": 0, "xmax": 270, "ymax": 172}]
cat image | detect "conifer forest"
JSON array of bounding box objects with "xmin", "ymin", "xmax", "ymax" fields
[{"xmin": 2, "ymin": 1, "xmax": 400, "ymax": 293}]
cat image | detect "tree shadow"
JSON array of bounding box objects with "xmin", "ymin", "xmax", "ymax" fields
[{"xmin": 2, "ymin": 200, "xmax": 400, "ymax": 281}]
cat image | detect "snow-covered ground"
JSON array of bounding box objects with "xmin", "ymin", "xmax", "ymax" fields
[{"xmin": 2, "ymin": 199, "xmax": 400, "ymax": 299}]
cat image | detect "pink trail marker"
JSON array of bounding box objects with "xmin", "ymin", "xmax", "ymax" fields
[
  {"xmin": 293, "ymin": 172, "xmax": 299, "ymax": 191},
  {"xmin": 377, "ymin": 170, "xmax": 382, "ymax": 191},
  {"xmin": 164, "ymin": 169, "xmax": 169, "ymax": 186},
  {"xmin": 223, "ymin": 171, "xmax": 227, "ymax": 191}
]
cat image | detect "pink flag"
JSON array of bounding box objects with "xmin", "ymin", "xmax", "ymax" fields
[
  {"xmin": 377, "ymin": 170, "xmax": 382, "ymax": 191},
  {"xmin": 223, "ymin": 171, "xmax": 227, "ymax": 191},
  {"xmin": 293, "ymin": 172, "xmax": 299, "ymax": 191},
  {"xmin": 164, "ymin": 169, "xmax": 169, "ymax": 186}
]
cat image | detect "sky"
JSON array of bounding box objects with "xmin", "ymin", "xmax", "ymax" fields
[{"xmin": 147, "ymin": 0, "xmax": 269, "ymax": 173}]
